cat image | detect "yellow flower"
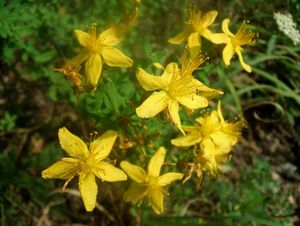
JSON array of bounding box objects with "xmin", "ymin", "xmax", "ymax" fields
[
  {"xmin": 168, "ymin": 6, "xmax": 229, "ymax": 57},
  {"xmin": 222, "ymin": 18, "xmax": 256, "ymax": 73},
  {"xmin": 59, "ymin": 8, "xmax": 138, "ymax": 90},
  {"xmin": 136, "ymin": 54, "xmax": 222, "ymax": 133},
  {"xmin": 195, "ymin": 145, "xmax": 232, "ymax": 176},
  {"xmin": 42, "ymin": 127, "xmax": 127, "ymax": 212},
  {"xmin": 172, "ymin": 101, "xmax": 243, "ymax": 147},
  {"xmin": 171, "ymin": 101, "xmax": 245, "ymax": 175},
  {"xmin": 120, "ymin": 147, "xmax": 183, "ymax": 214}
]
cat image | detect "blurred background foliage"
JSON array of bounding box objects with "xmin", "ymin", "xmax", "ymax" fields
[{"xmin": 0, "ymin": 0, "xmax": 299, "ymax": 225}]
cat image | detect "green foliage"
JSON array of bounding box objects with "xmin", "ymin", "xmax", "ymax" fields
[
  {"xmin": 0, "ymin": 112, "xmax": 17, "ymax": 132},
  {"xmin": 288, "ymin": 0, "xmax": 300, "ymax": 24}
]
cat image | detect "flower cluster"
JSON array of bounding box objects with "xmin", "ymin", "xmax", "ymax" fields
[
  {"xmin": 171, "ymin": 101, "xmax": 245, "ymax": 176},
  {"xmin": 169, "ymin": 5, "xmax": 256, "ymax": 73},
  {"xmin": 43, "ymin": 4, "xmax": 253, "ymax": 215},
  {"xmin": 42, "ymin": 128, "xmax": 183, "ymax": 214}
]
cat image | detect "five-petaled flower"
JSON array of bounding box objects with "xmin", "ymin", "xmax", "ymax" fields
[
  {"xmin": 135, "ymin": 53, "xmax": 223, "ymax": 133},
  {"xmin": 222, "ymin": 18, "xmax": 256, "ymax": 73},
  {"xmin": 120, "ymin": 147, "xmax": 183, "ymax": 214},
  {"xmin": 42, "ymin": 127, "xmax": 127, "ymax": 212},
  {"xmin": 171, "ymin": 101, "xmax": 245, "ymax": 175},
  {"xmin": 59, "ymin": 8, "xmax": 138, "ymax": 90},
  {"xmin": 168, "ymin": 6, "xmax": 228, "ymax": 57}
]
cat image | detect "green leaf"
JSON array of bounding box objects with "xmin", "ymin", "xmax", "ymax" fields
[
  {"xmin": 33, "ymin": 49, "xmax": 57, "ymax": 63},
  {"xmin": 266, "ymin": 35, "xmax": 277, "ymax": 55},
  {"xmin": 103, "ymin": 81, "xmax": 121, "ymax": 113}
]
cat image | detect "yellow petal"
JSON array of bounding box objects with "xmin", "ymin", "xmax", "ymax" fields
[
  {"xmin": 202, "ymin": 10, "xmax": 218, "ymax": 28},
  {"xmin": 214, "ymin": 145, "xmax": 232, "ymax": 156},
  {"xmin": 202, "ymin": 29, "xmax": 229, "ymax": 44},
  {"xmin": 168, "ymin": 28, "xmax": 191, "ymax": 44},
  {"xmin": 58, "ymin": 127, "xmax": 89, "ymax": 159},
  {"xmin": 181, "ymin": 125, "xmax": 199, "ymax": 132},
  {"xmin": 93, "ymin": 162, "xmax": 127, "ymax": 182},
  {"xmin": 210, "ymin": 131, "xmax": 233, "ymax": 150},
  {"xmin": 136, "ymin": 91, "xmax": 169, "ymax": 118},
  {"xmin": 188, "ymin": 32, "xmax": 201, "ymax": 58},
  {"xmin": 222, "ymin": 42, "xmax": 235, "ymax": 66},
  {"xmin": 168, "ymin": 99, "xmax": 184, "ymax": 133},
  {"xmin": 158, "ymin": 173, "xmax": 183, "ymax": 186},
  {"xmin": 177, "ymin": 95, "xmax": 208, "ymax": 109},
  {"xmin": 148, "ymin": 147, "xmax": 166, "ymax": 177},
  {"xmin": 196, "ymin": 81, "xmax": 223, "ymax": 99},
  {"xmin": 201, "ymin": 138, "xmax": 215, "ymax": 157},
  {"xmin": 217, "ymin": 101, "xmax": 225, "ymax": 123},
  {"xmin": 85, "ymin": 54, "xmax": 102, "ymax": 87},
  {"xmin": 171, "ymin": 132, "xmax": 202, "ymax": 147},
  {"xmin": 168, "ymin": 99, "xmax": 180, "ymax": 125},
  {"xmin": 198, "ymin": 141, "xmax": 231, "ymax": 175},
  {"xmin": 98, "ymin": 7, "xmax": 138, "ymax": 46},
  {"xmin": 236, "ymin": 48, "xmax": 252, "ymax": 73},
  {"xmin": 101, "ymin": 47, "xmax": 133, "ymax": 67},
  {"xmin": 120, "ymin": 161, "xmax": 146, "ymax": 183},
  {"xmin": 222, "ymin": 18, "xmax": 234, "ymax": 37},
  {"xmin": 123, "ymin": 185, "xmax": 147, "ymax": 203},
  {"xmin": 75, "ymin": 29, "xmax": 90, "ymax": 48},
  {"xmin": 42, "ymin": 160, "xmax": 79, "ymax": 179},
  {"xmin": 196, "ymin": 111, "xmax": 220, "ymax": 129},
  {"xmin": 64, "ymin": 50, "xmax": 91, "ymax": 68},
  {"xmin": 199, "ymin": 156, "xmax": 218, "ymax": 175},
  {"xmin": 78, "ymin": 172, "xmax": 97, "ymax": 212},
  {"xmin": 90, "ymin": 130, "xmax": 118, "ymax": 161},
  {"xmin": 221, "ymin": 122, "xmax": 244, "ymax": 145},
  {"xmin": 98, "ymin": 27, "xmax": 122, "ymax": 47},
  {"xmin": 148, "ymin": 189, "xmax": 164, "ymax": 214},
  {"xmin": 136, "ymin": 68, "xmax": 168, "ymax": 91},
  {"xmin": 161, "ymin": 62, "xmax": 180, "ymax": 83},
  {"xmin": 153, "ymin": 62, "xmax": 165, "ymax": 70}
]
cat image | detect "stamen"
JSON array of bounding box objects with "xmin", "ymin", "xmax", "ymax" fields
[
  {"xmin": 221, "ymin": 119, "xmax": 245, "ymax": 138},
  {"xmin": 90, "ymin": 23, "xmax": 98, "ymax": 39},
  {"xmin": 89, "ymin": 131, "xmax": 99, "ymax": 144},
  {"xmin": 162, "ymin": 188, "xmax": 169, "ymax": 196},
  {"xmin": 187, "ymin": 5, "xmax": 202, "ymax": 30},
  {"xmin": 179, "ymin": 50, "xmax": 206, "ymax": 76},
  {"xmin": 62, "ymin": 176, "xmax": 74, "ymax": 191},
  {"xmin": 87, "ymin": 23, "xmax": 103, "ymax": 53},
  {"xmin": 169, "ymin": 75, "xmax": 199, "ymax": 97},
  {"xmin": 234, "ymin": 21, "xmax": 256, "ymax": 46},
  {"xmin": 137, "ymin": 194, "xmax": 147, "ymax": 207}
]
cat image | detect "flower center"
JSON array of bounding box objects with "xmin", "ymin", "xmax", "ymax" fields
[
  {"xmin": 89, "ymin": 41, "xmax": 102, "ymax": 54},
  {"xmin": 166, "ymin": 52, "xmax": 205, "ymax": 98},
  {"xmin": 187, "ymin": 6, "xmax": 205, "ymax": 33},
  {"xmin": 233, "ymin": 22, "xmax": 256, "ymax": 47},
  {"xmin": 87, "ymin": 24, "xmax": 103, "ymax": 53},
  {"xmin": 199, "ymin": 113, "xmax": 221, "ymax": 138},
  {"xmin": 145, "ymin": 176, "xmax": 160, "ymax": 191},
  {"xmin": 167, "ymin": 75, "xmax": 199, "ymax": 98},
  {"xmin": 81, "ymin": 154, "xmax": 98, "ymax": 172}
]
